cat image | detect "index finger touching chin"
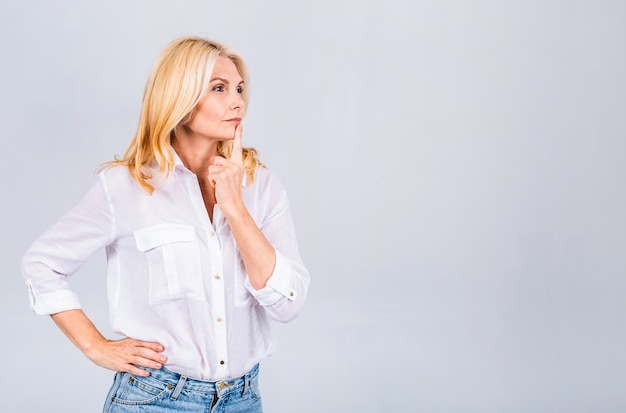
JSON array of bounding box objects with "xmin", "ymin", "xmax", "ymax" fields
[{"xmin": 230, "ymin": 124, "xmax": 243, "ymax": 166}]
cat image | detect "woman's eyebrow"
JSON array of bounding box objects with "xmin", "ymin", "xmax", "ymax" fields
[{"xmin": 210, "ymin": 77, "xmax": 244, "ymax": 85}]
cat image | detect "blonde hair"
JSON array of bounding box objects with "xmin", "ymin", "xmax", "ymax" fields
[{"xmin": 107, "ymin": 36, "xmax": 262, "ymax": 193}]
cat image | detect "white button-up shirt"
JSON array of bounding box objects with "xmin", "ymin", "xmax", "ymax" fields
[{"xmin": 21, "ymin": 152, "xmax": 310, "ymax": 380}]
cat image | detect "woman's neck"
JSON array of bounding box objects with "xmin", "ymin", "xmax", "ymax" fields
[{"xmin": 172, "ymin": 132, "xmax": 219, "ymax": 176}]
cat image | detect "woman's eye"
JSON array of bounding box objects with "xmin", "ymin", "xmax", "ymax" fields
[
  {"xmin": 237, "ymin": 86, "xmax": 244, "ymax": 94},
  {"xmin": 213, "ymin": 85, "xmax": 224, "ymax": 92}
]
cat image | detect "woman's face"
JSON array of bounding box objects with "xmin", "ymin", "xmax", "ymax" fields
[{"xmin": 186, "ymin": 56, "xmax": 246, "ymax": 141}]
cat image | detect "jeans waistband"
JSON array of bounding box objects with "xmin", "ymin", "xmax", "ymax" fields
[{"xmin": 135, "ymin": 363, "xmax": 259, "ymax": 399}]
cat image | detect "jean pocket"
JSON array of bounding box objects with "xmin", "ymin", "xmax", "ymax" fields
[
  {"xmin": 134, "ymin": 224, "xmax": 204, "ymax": 305},
  {"xmin": 110, "ymin": 373, "xmax": 171, "ymax": 406}
]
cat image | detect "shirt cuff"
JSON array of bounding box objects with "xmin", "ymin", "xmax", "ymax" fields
[
  {"xmin": 29, "ymin": 286, "xmax": 82, "ymax": 316},
  {"xmin": 244, "ymin": 251, "xmax": 298, "ymax": 307}
]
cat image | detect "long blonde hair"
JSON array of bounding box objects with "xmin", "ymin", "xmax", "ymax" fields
[{"xmin": 107, "ymin": 36, "xmax": 262, "ymax": 193}]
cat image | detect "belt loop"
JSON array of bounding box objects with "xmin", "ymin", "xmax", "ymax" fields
[
  {"xmin": 242, "ymin": 374, "xmax": 249, "ymax": 397},
  {"xmin": 170, "ymin": 375, "xmax": 187, "ymax": 400}
]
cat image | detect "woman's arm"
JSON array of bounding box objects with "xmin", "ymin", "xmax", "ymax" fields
[
  {"xmin": 209, "ymin": 126, "xmax": 276, "ymax": 290},
  {"xmin": 51, "ymin": 309, "xmax": 166, "ymax": 377},
  {"xmin": 209, "ymin": 126, "xmax": 310, "ymax": 321},
  {"xmin": 23, "ymin": 174, "xmax": 167, "ymax": 374},
  {"xmin": 221, "ymin": 202, "xmax": 276, "ymax": 290}
]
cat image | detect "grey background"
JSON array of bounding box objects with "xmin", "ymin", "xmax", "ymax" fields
[{"xmin": 1, "ymin": 1, "xmax": 625, "ymax": 412}]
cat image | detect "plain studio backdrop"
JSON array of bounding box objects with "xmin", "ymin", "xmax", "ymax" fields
[{"xmin": 1, "ymin": 1, "xmax": 624, "ymax": 412}]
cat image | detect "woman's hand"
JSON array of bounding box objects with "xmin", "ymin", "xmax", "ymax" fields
[
  {"xmin": 208, "ymin": 124, "xmax": 245, "ymax": 213},
  {"xmin": 51, "ymin": 309, "xmax": 166, "ymax": 377},
  {"xmin": 85, "ymin": 337, "xmax": 167, "ymax": 377}
]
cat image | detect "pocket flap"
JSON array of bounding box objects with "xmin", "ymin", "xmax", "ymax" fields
[{"xmin": 134, "ymin": 224, "xmax": 196, "ymax": 252}]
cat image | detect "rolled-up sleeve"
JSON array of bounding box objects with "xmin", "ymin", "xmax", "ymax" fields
[{"xmin": 21, "ymin": 173, "xmax": 115, "ymax": 315}]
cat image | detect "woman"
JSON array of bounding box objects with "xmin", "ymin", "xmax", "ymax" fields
[{"xmin": 21, "ymin": 36, "xmax": 310, "ymax": 412}]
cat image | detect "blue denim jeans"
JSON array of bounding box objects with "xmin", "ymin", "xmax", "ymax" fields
[{"xmin": 102, "ymin": 364, "xmax": 262, "ymax": 412}]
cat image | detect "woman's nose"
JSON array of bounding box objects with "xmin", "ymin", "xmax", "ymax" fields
[{"xmin": 231, "ymin": 93, "xmax": 244, "ymax": 110}]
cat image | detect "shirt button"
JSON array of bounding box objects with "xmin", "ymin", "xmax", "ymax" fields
[
  {"xmin": 216, "ymin": 317, "xmax": 222, "ymax": 322},
  {"xmin": 220, "ymin": 360, "xmax": 225, "ymax": 365},
  {"xmin": 214, "ymin": 274, "xmax": 221, "ymax": 280},
  {"xmin": 290, "ymin": 291, "xmax": 295, "ymax": 297},
  {"xmin": 210, "ymin": 231, "xmax": 216, "ymax": 237}
]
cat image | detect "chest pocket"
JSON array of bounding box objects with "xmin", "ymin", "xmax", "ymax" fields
[{"xmin": 134, "ymin": 224, "xmax": 204, "ymax": 305}]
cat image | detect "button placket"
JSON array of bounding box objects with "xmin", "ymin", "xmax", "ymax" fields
[{"xmin": 208, "ymin": 228, "xmax": 228, "ymax": 377}]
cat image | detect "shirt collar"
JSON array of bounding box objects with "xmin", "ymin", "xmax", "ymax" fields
[{"xmin": 171, "ymin": 146, "xmax": 186, "ymax": 170}]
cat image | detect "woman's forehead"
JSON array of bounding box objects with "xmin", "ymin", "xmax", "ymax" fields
[{"xmin": 210, "ymin": 56, "xmax": 243, "ymax": 83}]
